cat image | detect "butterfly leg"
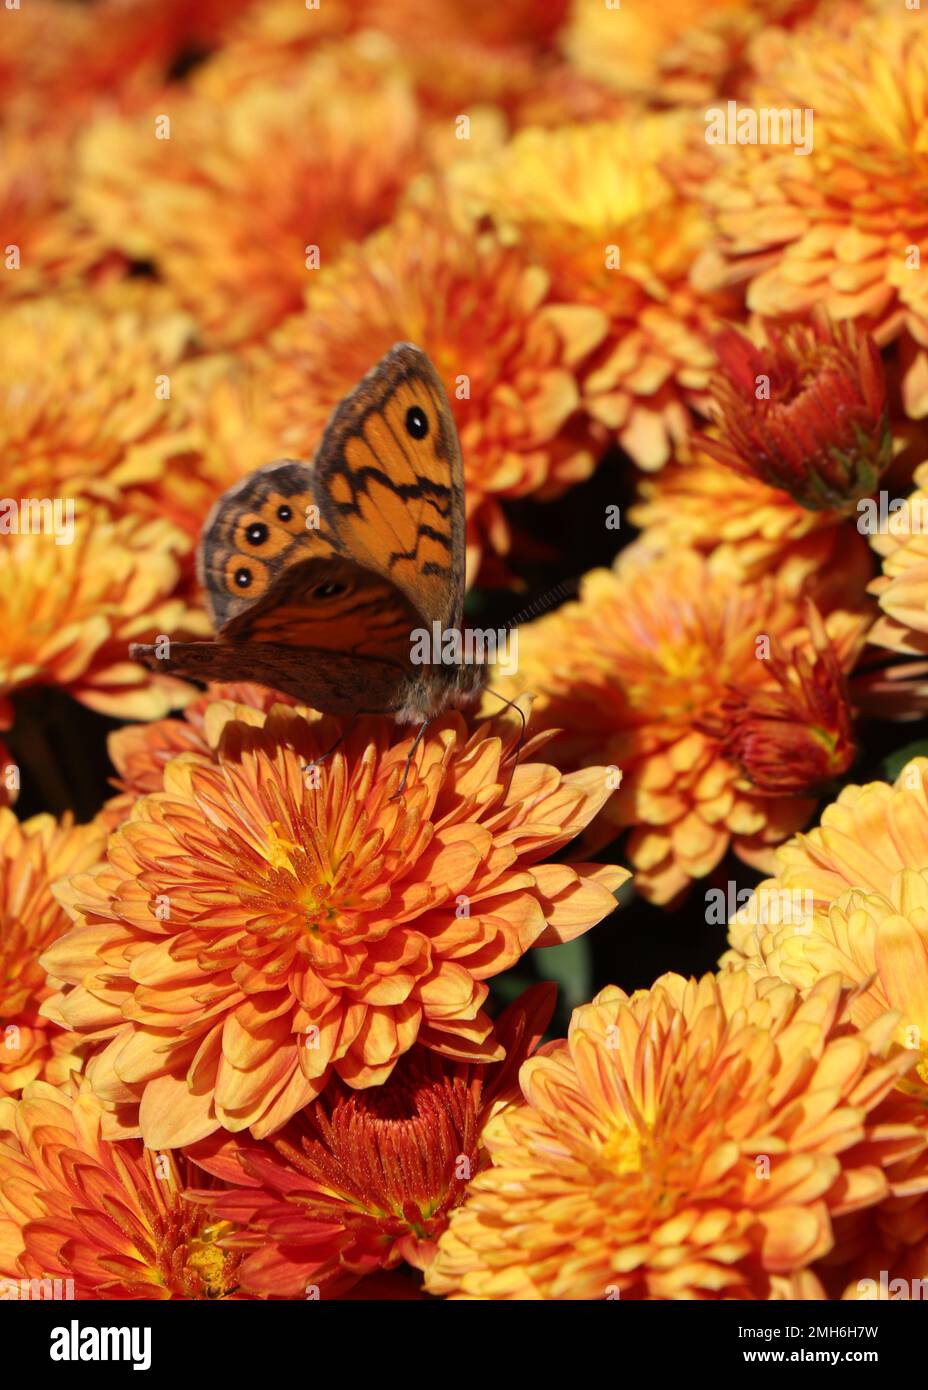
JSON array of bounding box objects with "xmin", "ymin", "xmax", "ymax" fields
[
  {"xmin": 389, "ymin": 718, "xmax": 431, "ymax": 801},
  {"xmin": 301, "ymin": 717, "xmax": 357, "ymax": 780}
]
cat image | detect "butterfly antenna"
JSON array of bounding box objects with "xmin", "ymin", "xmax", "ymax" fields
[
  {"xmin": 483, "ymin": 687, "xmax": 528, "ymax": 798},
  {"xmin": 389, "ymin": 718, "xmax": 432, "ymax": 801}
]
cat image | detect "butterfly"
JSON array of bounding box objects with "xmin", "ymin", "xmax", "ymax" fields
[{"xmin": 131, "ymin": 343, "xmax": 486, "ymax": 726}]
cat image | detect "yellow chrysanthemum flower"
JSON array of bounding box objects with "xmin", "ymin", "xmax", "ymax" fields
[
  {"xmin": 723, "ymin": 756, "xmax": 928, "ymax": 1293},
  {"xmin": 868, "ymin": 461, "xmax": 928, "ymax": 655},
  {"xmin": 426, "ymin": 973, "xmax": 925, "ymax": 1299},
  {"xmin": 451, "ymin": 114, "xmax": 737, "ymax": 467},
  {"xmin": 694, "ymin": 12, "xmax": 928, "ymax": 418},
  {"xmin": 724, "ymin": 757, "xmax": 928, "ymax": 940}
]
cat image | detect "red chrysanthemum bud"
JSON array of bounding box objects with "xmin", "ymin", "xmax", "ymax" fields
[
  {"xmin": 701, "ymin": 310, "xmax": 891, "ymax": 512},
  {"xmin": 186, "ymin": 984, "xmax": 557, "ymax": 1298},
  {"xmin": 703, "ymin": 605, "xmax": 856, "ymax": 795}
]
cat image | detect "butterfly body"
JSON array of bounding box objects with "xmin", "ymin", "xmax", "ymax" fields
[
  {"xmin": 390, "ymin": 660, "xmax": 486, "ymax": 725},
  {"xmin": 131, "ymin": 344, "xmax": 486, "ymax": 720}
]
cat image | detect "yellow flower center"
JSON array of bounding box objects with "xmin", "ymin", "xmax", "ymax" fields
[
  {"xmin": 601, "ymin": 1122, "xmax": 644, "ymax": 1177},
  {"xmin": 299, "ymin": 886, "xmax": 338, "ymax": 937},
  {"xmin": 261, "ymin": 820, "xmax": 342, "ymax": 939},
  {"xmin": 184, "ymin": 1221, "xmax": 236, "ymax": 1300}
]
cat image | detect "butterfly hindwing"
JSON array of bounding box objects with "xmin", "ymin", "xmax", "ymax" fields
[
  {"xmin": 197, "ymin": 458, "xmax": 337, "ymax": 631},
  {"xmin": 221, "ymin": 553, "xmax": 422, "ymax": 663},
  {"xmin": 129, "ymin": 640, "xmax": 411, "ymax": 715},
  {"xmin": 312, "ymin": 343, "xmax": 466, "ymax": 632}
]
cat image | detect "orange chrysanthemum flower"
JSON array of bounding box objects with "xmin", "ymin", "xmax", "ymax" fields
[
  {"xmin": 0, "ymin": 1080, "xmax": 246, "ymax": 1299},
  {"xmin": 0, "ymin": 811, "xmax": 104, "ymax": 1098},
  {"xmin": 694, "ymin": 13, "xmax": 928, "ymax": 418},
  {"xmin": 561, "ymin": 0, "xmax": 822, "ymax": 105},
  {"xmin": 0, "ymin": 290, "xmax": 198, "ymax": 509},
  {"xmin": 186, "ymin": 985, "xmax": 555, "ymax": 1297},
  {"xmin": 631, "ymin": 447, "xmax": 867, "ymax": 584},
  {"xmin": 450, "ymin": 115, "xmax": 737, "ymax": 468},
  {"xmin": 44, "ymin": 702, "xmax": 627, "ymax": 1146},
  {"xmin": 196, "ymin": 0, "xmax": 574, "ymax": 125},
  {"xmin": 75, "ymin": 44, "xmax": 423, "ymax": 347},
  {"xmin": 0, "ymin": 506, "xmax": 208, "ymax": 726},
  {"xmin": 255, "ymin": 204, "xmax": 607, "ymax": 569},
  {"xmin": 98, "ymin": 682, "xmax": 301, "ymax": 832},
  {"xmin": 496, "ymin": 546, "xmax": 871, "ymax": 902},
  {"xmin": 868, "ymin": 461, "xmax": 928, "ymax": 655},
  {"xmin": 702, "ymin": 315, "xmax": 891, "ymax": 512},
  {"xmin": 425, "ymin": 972, "xmax": 925, "ymax": 1299}
]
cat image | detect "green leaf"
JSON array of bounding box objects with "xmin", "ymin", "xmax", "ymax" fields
[
  {"xmin": 533, "ymin": 936, "xmax": 592, "ymax": 1013},
  {"xmin": 882, "ymin": 741, "xmax": 928, "ymax": 784}
]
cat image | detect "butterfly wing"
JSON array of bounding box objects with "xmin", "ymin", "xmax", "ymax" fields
[
  {"xmin": 221, "ymin": 552, "xmax": 422, "ymax": 662},
  {"xmin": 197, "ymin": 458, "xmax": 336, "ymax": 631},
  {"xmin": 128, "ymin": 640, "xmax": 410, "ymax": 715},
  {"xmin": 198, "ymin": 457, "xmax": 420, "ymax": 664},
  {"xmin": 311, "ymin": 342, "xmax": 466, "ymax": 632},
  {"xmin": 149, "ymin": 346, "xmax": 468, "ymax": 718}
]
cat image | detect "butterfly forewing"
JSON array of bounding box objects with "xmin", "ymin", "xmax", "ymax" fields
[{"xmin": 311, "ymin": 343, "xmax": 466, "ymax": 632}]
